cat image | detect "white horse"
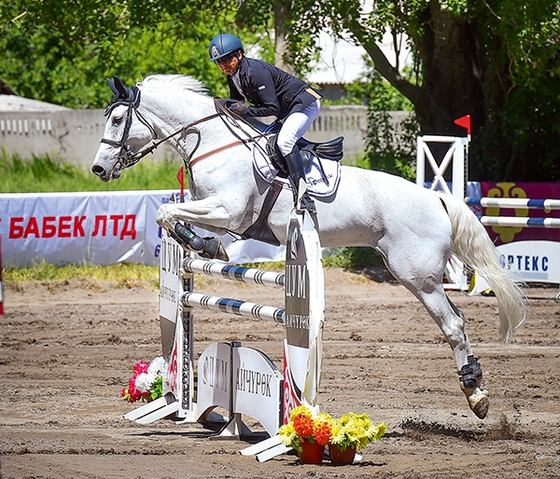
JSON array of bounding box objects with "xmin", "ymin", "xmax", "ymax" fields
[{"xmin": 92, "ymin": 74, "xmax": 525, "ymax": 419}]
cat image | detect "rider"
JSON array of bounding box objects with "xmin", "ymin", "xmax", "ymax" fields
[{"xmin": 209, "ymin": 33, "xmax": 323, "ymax": 214}]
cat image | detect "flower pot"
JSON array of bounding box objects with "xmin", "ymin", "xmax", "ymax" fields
[
  {"xmin": 298, "ymin": 440, "xmax": 325, "ymax": 464},
  {"xmin": 328, "ymin": 444, "xmax": 356, "ymax": 465}
]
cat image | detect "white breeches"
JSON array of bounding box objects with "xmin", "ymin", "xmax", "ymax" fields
[{"xmin": 276, "ymin": 100, "xmax": 321, "ymax": 156}]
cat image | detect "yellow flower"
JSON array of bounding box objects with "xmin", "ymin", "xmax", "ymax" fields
[
  {"xmin": 328, "ymin": 412, "xmax": 386, "ymax": 451},
  {"xmin": 278, "ymin": 406, "xmax": 387, "ymax": 454},
  {"xmin": 289, "ymin": 405, "xmax": 313, "ymax": 421}
]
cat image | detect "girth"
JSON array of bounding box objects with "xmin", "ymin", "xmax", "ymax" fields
[{"xmin": 241, "ymin": 182, "xmax": 283, "ymax": 246}]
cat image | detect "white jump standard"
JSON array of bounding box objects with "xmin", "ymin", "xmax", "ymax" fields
[{"xmin": 124, "ymin": 211, "xmax": 325, "ymax": 462}]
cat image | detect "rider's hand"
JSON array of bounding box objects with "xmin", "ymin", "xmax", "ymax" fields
[{"xmin": 228, "ymin": 102, "xmax": 247, "ymax": 116}]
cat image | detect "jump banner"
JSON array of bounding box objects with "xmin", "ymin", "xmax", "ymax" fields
[{"xmin": 0, "ymin": 190, "xmax": 284, "ymax": 267}]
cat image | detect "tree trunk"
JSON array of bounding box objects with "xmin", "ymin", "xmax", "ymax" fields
[
  {"xmin": 358, "ymin": 3, "xmax": 493, "ymax": 180},
  {"xmin": 414, "ymin": 4, "xmax": 489, "ymax": 178},
  {"xmin": 274, "ymin": 0, "xmax": 294, "ymax": 74}
]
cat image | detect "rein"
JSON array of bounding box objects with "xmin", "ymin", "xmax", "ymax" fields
[
  {"xmin": 100, "ymin": 93, "xmax": 271, "ymax": 173},
  {"xmin": 100, "ymin": 96, "xmax": 222, "ymax": 171}
]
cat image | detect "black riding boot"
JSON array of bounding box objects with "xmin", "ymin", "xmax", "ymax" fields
[{"xmin": 283, "ymin": 147, "xmax": 316, "ymax": 214}]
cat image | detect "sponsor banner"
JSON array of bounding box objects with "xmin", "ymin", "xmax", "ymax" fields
[
  {"xmin": 497, "ymin": 240, "xmax": 560, "ymax": 284},
  {"xmin": 477, "ymin": 182, "xmax": 560, "ymax": 245},
  {"xmin": 0, "ymin": 190, "xmax": 285, "ymax": 267},
  {"xmin": 470, "ymin": 240, "xmax": 560, "ymax": 293}
]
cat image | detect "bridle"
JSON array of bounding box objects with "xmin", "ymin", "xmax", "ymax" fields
[
  {"xmin": 100, "ymin": 88, "xmax": 223, "ymax": 172},
  {"xmin": 99, "ymin": 87, "xmax": 271, "ymax": 174}
]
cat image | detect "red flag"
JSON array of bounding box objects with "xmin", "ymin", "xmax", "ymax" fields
[
  {"xmin": 176, "ymin": 166, "xmax": 185, "ymax": 199},
  {"xmin": 454, "ymin": 115, "xmax": 471, "ymax": 135}
]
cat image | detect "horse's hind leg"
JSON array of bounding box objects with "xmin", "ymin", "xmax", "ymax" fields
[
  {"xmin": 421, "ymin": 287, "xmax": 490, "ymax": 418},
  {"xmin": 445, "ymin": 296, "xmax": 489, "ymax": 418},
  {"xmin": 414, "ymin": 284, "xmax": 489, "ymax": 418}
]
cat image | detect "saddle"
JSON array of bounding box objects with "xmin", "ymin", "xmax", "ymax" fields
[
  {"xmin": 214, "ymin": 98, "xmax": 344, "ymax": 245},
  {"xmin": 266, "ymin": 133, "xmax": 344, "ymax": 179}
]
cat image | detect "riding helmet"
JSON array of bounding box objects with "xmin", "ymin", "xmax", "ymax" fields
[{"xmin": 209, "ymin": 34, "xmax": 244, "ymax": 62}]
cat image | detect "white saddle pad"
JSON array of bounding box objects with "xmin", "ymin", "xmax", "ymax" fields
[{"xmin": 251, "ymin": 140, "xmax": 341, "ymax": 198}]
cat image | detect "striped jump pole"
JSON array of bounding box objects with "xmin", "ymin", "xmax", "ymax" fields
[
  {"xmin": 181, "ymin": 291, "xmax": 285, "ymax": 324},
  {"xmin": 464, "ymin": 195, "xmax": 560, "ymax": 293},
  {"xmin": 465, "ymin": 197, "xmax": 560, "ymax": 210},
  {"xmin": 479, "ymin": 216, "xmax": 560, "ymax": 229},
  {"xmin": 465, "ymin": 196, "xmax": 560, "ymax": 229},
  {"xmin": 182, "ymin": 258, "xmax": 284, "ymax": 288}
]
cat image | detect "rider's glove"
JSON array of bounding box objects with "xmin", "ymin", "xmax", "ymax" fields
[{"xmin": 228, "ymin": 101, "xmax": 247, "ymax": 116}]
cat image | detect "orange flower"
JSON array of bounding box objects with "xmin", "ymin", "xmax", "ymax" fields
[
  {"xmin": 313, "ymin": 418, "xmax": 333, "ymax": 446},
  {"xmin": 293, "ymin": 414, "xmax": 315, "ymax": 439}
]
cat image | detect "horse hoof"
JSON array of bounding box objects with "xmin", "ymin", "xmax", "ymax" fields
[
  {"xmin": 200, "ymin": 237, "xmax": 229, "ymax": 262},
  {"xmin": 462, "ymin": 385, "xmax": 489, "ymax": 419}
]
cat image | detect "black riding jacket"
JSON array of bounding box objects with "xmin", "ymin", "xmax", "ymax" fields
[{"xmin": 227, "ymin": 57, "xmax": 323, "ymax": 119}]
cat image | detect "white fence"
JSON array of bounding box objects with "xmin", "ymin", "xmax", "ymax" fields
[{"xmin": 0, "ymin": 106, "xmax": 409, "ymax": 167}]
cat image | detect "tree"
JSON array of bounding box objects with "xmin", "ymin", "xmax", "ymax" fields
[
  {"xmin": 279, "ymin": 0, "xmax": 560, "ymax": 181},
  {"xmin": 2, "ymin": 0, "xmax": 559, "ymax": 181},
  {"xmin": 0, "ymin": 1, "xmax": 254, "ymax": 107}
]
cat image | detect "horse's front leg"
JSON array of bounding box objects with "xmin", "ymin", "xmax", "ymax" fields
[{"xmin": 156, "ymin": 196, "xmax": 233, "ymax": 261}]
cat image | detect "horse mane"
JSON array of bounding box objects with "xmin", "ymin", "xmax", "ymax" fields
[{"xmin": 138, "ymin": 74, "xmax": 210, "ymax": 96}]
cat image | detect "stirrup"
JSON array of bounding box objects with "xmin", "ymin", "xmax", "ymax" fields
[
  {"xmin": 295, "ymin": 178, "xmax": 316, "ymax": 214},
  {"xmin": 296, "ymin": 194, "xmax": 316, "ymax": 214}
]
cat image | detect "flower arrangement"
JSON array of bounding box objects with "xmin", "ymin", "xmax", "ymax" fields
[
  {"xmin": 278, "ymin": 405, "xmax": 333, "ymax": 452},
  {"xmin": 329, "ymin": 412, "xmax": 387, "ymax": 451},
  {"xmin": 121, "ymin": 356, "xmax": 166, "ymax": 403}
]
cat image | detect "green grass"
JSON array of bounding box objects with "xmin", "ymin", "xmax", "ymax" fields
[
  {"xmin": 0, "ymin": 151, "xmax": 184, "ymax": 193},
  {"xmin": 4, "ymin": 261, "xmax": 160, "ymax": 289},
  {"xmin": 3, "ymin": 249, "xmax": 384, "ymax": 288}
]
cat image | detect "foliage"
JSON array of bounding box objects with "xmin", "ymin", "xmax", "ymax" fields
[
  {"xmin": 280, "ymin": 0, "xmax": 560, "ymax": 181},
  {"xmin": 0, "ymin": 1, "xmax": 248, "ymax": 107},
  {"xmin": 322, "ymin": 248, "xmax": 383, "ymax": 269}
]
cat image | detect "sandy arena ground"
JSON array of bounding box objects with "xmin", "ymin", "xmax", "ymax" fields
[{"xmin": 1, "ymin": 267, "xmax": 559, "ymax": 478}]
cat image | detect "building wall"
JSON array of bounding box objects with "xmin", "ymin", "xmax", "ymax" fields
[{"xmin": 0, "ymin": 105, "xmax": 407, "ymax": 168}]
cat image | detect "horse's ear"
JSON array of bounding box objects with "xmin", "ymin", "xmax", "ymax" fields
[
  {"xmin": 107, "ymin": 77, "xmax": 118, "ymax": 96},
  {"xmin": 112, "ymin": 76, "xmax": 128, "ymax": 96},
  {"xmin": 105, "ymin": 75, "xmax": 140, "ymax": 108}
]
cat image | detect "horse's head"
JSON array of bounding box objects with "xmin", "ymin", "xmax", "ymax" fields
[{"xmin": 91, "ymin": 76, "xmax": 157, "ymax": 182}]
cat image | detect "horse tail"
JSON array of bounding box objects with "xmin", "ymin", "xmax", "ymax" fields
[{"xmin": 439, "ymin": 194, "xmax": 526, "ymax": 343}]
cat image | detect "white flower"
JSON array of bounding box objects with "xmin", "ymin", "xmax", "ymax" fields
[
  {"xmin": 134, "ymin": 372, "xmax": 153, "ymax": 393},
  {"xmin": 148, "ymin": 356, "xmax": 166, "ymax": 377}
]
